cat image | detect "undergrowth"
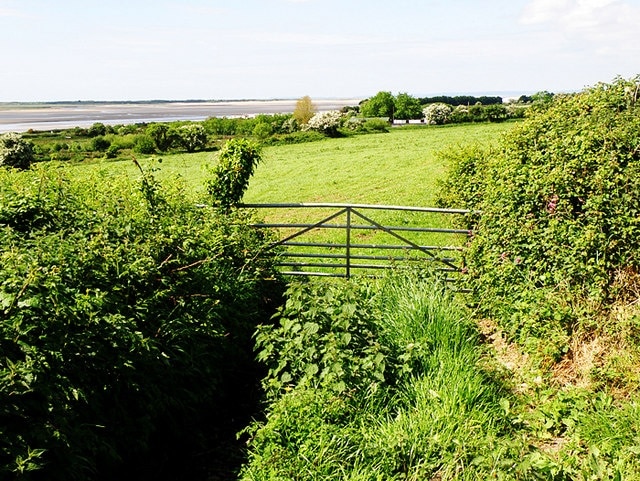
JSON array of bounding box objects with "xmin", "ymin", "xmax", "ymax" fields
[{"xmin": 241, "ymin": 274, "xmax": 562, "ymax": 480}]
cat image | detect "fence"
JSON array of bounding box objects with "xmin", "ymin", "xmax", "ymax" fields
[{"xmin": 241, "ymin": 203, "xmax": 472, "ymax": 282}]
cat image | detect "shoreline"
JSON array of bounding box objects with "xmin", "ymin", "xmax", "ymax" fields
[{"xmin": 0, "ymin": 98, "xmax": 362, "ymax": 133}]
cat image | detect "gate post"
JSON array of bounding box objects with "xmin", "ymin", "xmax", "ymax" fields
[{"xmin": 346, "ymin": 207, "xmax": 351, "ymax": 279}]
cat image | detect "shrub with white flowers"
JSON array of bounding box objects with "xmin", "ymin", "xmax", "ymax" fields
[
  {"xmin": 305, "ymin": 110, "xmax": 344, "ymax": 137},
  {"xmin": 422, "ymin": 103, "xmax": 453, "ymax": 125},
  {"xmin": 0, "ymin": 132, "xmax": 34, "ymax": 170}
]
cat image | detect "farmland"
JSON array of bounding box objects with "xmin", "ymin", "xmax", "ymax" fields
[{"xmin": 2, "ymin": 78, "xmax": 640, "ymax": 481}]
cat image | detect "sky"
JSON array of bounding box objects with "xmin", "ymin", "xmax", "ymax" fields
[{"xmin": 1, "ymin": 0, "xmax": 639, "ymax": 102}]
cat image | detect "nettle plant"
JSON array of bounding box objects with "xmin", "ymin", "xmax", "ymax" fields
[{"xmin": 438, "ymin": 76, "xmax": 640, "ymax": 358}]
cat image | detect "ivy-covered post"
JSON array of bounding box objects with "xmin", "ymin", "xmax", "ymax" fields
[{"xmin": 207, "ymin": 138, "xmax": 262, "ymax": 212}]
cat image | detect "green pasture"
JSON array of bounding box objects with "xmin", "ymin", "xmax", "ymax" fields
[
  {"xmin": 243, "ymin": 123, "xmax": 513, "ymax": 275},
  {"xmin": 73, "ymin": 122, "xmax": 514, "ymax": 277},
  {"xmin": 74, "ymin": 122, "xmax": 512, "ymax": 205}
]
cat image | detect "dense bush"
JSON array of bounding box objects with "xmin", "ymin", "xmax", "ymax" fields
[
  {"xmin": 0, "ymin": 133, "xmax": 35, "ymax": 170},
  {"xmin": 207, "ymin": 138, "xmax": 262, "ymax": 211},
  {"xmin": 423, "ymin": 102, "xmax": 452, "ymax": 125},
  {"xmin": 176, "ymin": 123, "xmax": 207, "ymax": 152},
  {"xmin": 90, "ymin": 135, "xmax": 111, "ymax": 152},
  {"xmin": 145, "ymin": 123, "xmax": 174, "ymax": 151},
  {"xmin": 304, "ymin": 110, "xmax": 344, "ymax": 137},
  {"xmin": 133, "ymin": 134, "xmax": 156, "ymax": 154},
  {"xmin": 254, "ymin": 281, "xmax": 387, "ymax": 399},
  {"xmin": 438, "ymin": 76, "xmax": 640, "ymax": 358},
  {"xmin": 87, "ymin": 122, "xmax": 108, "ymax": 137},
  {"xmin": 0, "ymin": 163, "xmax": 281, "ymax": 480}
]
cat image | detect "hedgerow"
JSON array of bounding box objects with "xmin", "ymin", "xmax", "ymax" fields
[
  {"xmin": 0, "ymin": 161, "xmax": 281, "ymax": 480},
  {"xmin": 438, "ymin": 76, "xmax": 640, "ymax": 360}
]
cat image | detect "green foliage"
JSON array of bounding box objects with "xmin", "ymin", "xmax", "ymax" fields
[
  {"xmin": 207, "ymin": 138, "xmax": 262, "ymax": 210},
  {"xmin": 0, "ymin": 132, "xmax": 35, "ymax": 170},
  {"xmin": 90, "ymin": 135, "xmax": 111, "ymax": 152},
  {"xmin": 484, "ymin": 103, "xmax": 508, "ymax": 122},
  {"xmin": 255, "ymin": 281, "xmax": 387, "ymax": 398},
  {"xmin": 87, "ymin": 122, "xmax": 108, "ymax": 137},
  {"xmin": 360, "ymin": 91, "xmax": 395, "ymax": 119},
  {"xmin": 393, "ymin": 92, "xmax": 423, "ymax": 119},
  {"xmin": 421, "ymin": 95, "xmax": 504, "ymax": 106},
  {"xmin": 203, "ymin": 116, "xmax": 240, "ymax": 136},
  {"xmin": 0, "ymin": 163, "xmax": 280, "ymax": 479},
  {"xmin": 242, "ymin": 274, "xmax": 551, "ymax": 480},
  {"xmin": 438, "ymin": 76, "xmax": 640, "ymax": 359},
  {"xmin": 175, "ymin": 123, "xmax": 207, "ymax": 152},
  {"xmin": 361, "ymin": 118, "xmax": 389, "ymax": 132},
  {"xmin": 146, "ymin": 123, "xmax": 174, "ymax": 151},
  {"xmin": 133, "ymin": 134, "xmax": 156, "ymax": 154}
]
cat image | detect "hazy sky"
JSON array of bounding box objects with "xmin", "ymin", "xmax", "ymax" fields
[{"xmin": 1, "ymin": 0, "xmax": 639, "ymax": 102}]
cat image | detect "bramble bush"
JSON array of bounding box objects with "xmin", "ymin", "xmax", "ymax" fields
[
  {"xmin": 437, "ymin": 76, "xmax": 640, "ymax": 360},
  {"xmin": 0, "ymin": 162, "xmax": 281, "ymax": 480}
]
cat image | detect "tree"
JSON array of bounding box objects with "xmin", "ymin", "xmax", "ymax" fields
[
  {"xmin": 293, "ymin": 95, "xmax": 317, "ymax": 125},
  {"xmin": 0, "ymin": 132, "xmax": 34, "ymax": 169},
  {"xmin": 176, "ymin": 124, "xmax": 207, "ymax": 152},
  {"xmin": 394, "ymin": 93, "xmax": 423, "ymax": 119},
  {"xmin": 360, "ymin": 91, "xmax": 395, "ymax": 120},
  {"xmin": 146, "ymin": 123, "xmax": 175, "ymax": 151},
  {"xmin": 484, "ymin": 104, "xmax": 508, "ymax": 122},
  {"xmin": 87, "ymin": 122, "xmax": 107, "ymax": 137}
]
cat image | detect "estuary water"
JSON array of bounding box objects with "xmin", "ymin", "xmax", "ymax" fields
[{"xmin": 0, "ymin": 99, "xmax": 361, "ymax": 133}]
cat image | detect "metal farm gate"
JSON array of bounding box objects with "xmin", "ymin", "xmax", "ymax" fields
[{"xmin": 242, "ymin": 203, "xmax": 472, "ymax": 283}]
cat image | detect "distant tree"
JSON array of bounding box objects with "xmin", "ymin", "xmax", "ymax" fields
[
  {"xmin": 420, "ymin": 95, "xmax": 502, "ymax": 106},
  {"xmin": 469, "ymin": 104, "xmax": 488, "ymax": 122},
  {"xmin": 134, "ymin": 134, "xmax": 156, "ymax": 154},
  {"xmin": 484, "ymin": 104, "xmax": 508, "ymax": 122},
  {"xmin": 176, "ymin": 124, "xmax": 207, "ymax": 152},
  {"xmin": 146, "ymin": 123, "xmax": 174, "ymax": 151},
  {"xmin": 91, "ymin": 136, "xmax": 111, "ymax": 152},
  {"xmin": 394, "ymin": 93, "xmax": 423, "ymax": 119},
  {"xmin": 531, "ymin": 91, "xmax": 554, "ymax": 104},
  {"xmin": 360, "ymin": 91, "xmax": 395, "ymax": 120},
  {"xmin": 0, "ymin": 133, "xmax": 34, "ymax": 169},
  {"xmin": 293, "ymin": 95, "xmax": 317, "ymax": 125},
  {"xmin": 88, "ymin": 122, "xmax": 107, "ymax": 137}
]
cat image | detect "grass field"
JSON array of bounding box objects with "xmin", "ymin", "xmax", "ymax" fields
[
  {"xmin": 246, "ymin": 122, "xmax": 511, "ymax": 206},
  {"xmin": 70, "ymin": 122, "xmax": 514, "ymax": 278},
  {"xmin": 77, "ymin": 122, "xmax": 512, "ymax": 205}
]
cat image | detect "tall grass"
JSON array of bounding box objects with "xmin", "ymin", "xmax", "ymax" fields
[{"xmin": 240, "ymin": 273, "xmax": 540, "ymax": 480}]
